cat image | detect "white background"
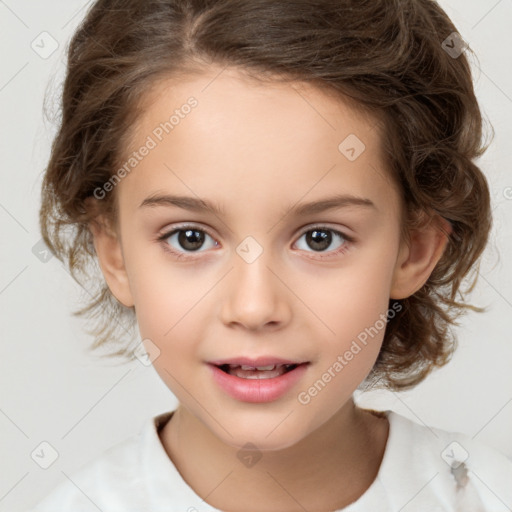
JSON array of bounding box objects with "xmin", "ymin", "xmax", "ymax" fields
[{"xmin": 0, "ymin": 1, "xmax": 511, "ymax": 510}]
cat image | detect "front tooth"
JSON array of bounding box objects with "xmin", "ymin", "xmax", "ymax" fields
[
  {"xmin": 234, "ymin": 367, "xmax": 284, "ymax": 379},
  {"xmin": 240, "ymin": 364, "xmax": 276, "ymax": 371}
]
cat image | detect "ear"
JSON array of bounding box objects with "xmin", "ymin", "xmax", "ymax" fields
[
  {"xmin": 87, "ymin": 210, "xmax": 135, "ymax": 308},
  {"xmin": 390, "ymin": 214, "xmax": 452, "ymax": 299}
]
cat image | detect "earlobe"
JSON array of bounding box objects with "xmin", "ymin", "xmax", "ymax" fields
[
  {"xmin": 88, "ymin": 215, "xmax": 135, "ymax": 308},
  {"xmin": 390, "ymin": 215, "xmax": 452, "ymax": 300}
]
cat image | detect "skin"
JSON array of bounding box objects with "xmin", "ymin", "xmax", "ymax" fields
[{"xmin": 88, "ymin": 66, "xmax": 450, "ymax": 511}]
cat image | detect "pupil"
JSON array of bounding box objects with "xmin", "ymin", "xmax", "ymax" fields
[
  {"xmin": 307, "ymin": 229, "xmax": 331, "ymax": 251},
  {"xmin": 179, "ymin": 229, "xmax": 204, "ymax": 251}
]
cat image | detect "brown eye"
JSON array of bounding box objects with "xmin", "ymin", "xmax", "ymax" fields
[
  {"xmin": 174, "ymin": 229, "xmax": 206, "ymax": 251},
  {"xmin": 294, "ymin": 226, "xmax": 353, "ymax": 259},
  {"xmin": 158, "ymin": 225, "xmax": 218, "ymax": 259}
]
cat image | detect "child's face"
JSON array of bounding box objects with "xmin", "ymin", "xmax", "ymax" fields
[{"xmin": 99, "ymin": 67, "xmax": 415, "ymax": 449}]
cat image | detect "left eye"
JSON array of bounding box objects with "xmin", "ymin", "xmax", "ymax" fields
[{"xmin": 294, "ymin": 227, "xmax": 349, "ymax": 255}]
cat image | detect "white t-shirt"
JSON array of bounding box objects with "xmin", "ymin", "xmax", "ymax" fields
[{"xmin": 28, "ymin": 409, "xmax": 512, "ymax": 512}]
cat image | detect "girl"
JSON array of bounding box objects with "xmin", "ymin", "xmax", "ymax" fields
[{"xmin": 32, "ymin": 0, "xmax": 512, "ymax": 510}]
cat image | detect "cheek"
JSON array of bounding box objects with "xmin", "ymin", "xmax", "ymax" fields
[
  {"xmin": 304, "ymin": 257, "xmax": 396, "ymax": 343},
  {"xmin": 297, "ymin": 270, "xmax": 392, "ymax": 419},
  {"xmin": 123, "ymin": 240, "xmax": 206, "ymax": 335},
  {"xmin": 135, "ymin": 279, "xmax": 205, "ymax": 392},
  {"xmin": 134, "ymin": 278, "xmax": 204, "ymax": 345}
]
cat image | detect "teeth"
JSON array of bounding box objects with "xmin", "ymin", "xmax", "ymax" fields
[
  {"xmin": 224, "ymin": 364, "xmax": 297, "ymax": 379},
  {"xmin": 233, "ymin": 367, "xmax": 285, "ymax": 379},
  {"xmin": 240, "ymin": 364, "xmax": 276, "ymax": 371}
]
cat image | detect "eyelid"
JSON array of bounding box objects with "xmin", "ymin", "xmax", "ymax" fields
[
  {"xmin": 156, "ymin": 222, "xmax": 215, "ymax": 240},
  {"xmin": 157, "ymin": 222, "xmax": 354, "ymax": 242},
  {"xmin": 295, "ymin": 222, "xmax": 355, "ymax": 241}
]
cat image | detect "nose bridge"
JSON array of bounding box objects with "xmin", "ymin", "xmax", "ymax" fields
[
  {"xmin": 219, "ymin": 233, "xmax": 289, "ymax": 330},
  {"xmin": 233, "ymin": 233, "xmax": 278, "ymax": 302}
]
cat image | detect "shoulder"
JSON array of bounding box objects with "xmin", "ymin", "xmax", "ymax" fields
[
  {"xmin": 28, "ymin": 434, "xmax": 142, "ymax": 512},
  {"xmin": 28, "ymin": 413, "xmax": 171, "ymax": 512},
  {"xmin": 380, "ymin": 410, "xmax": 512, "ymax": 511},
  {"xmin": 28, "ymin": 410, "xmax": 222, "ymax": 512}
]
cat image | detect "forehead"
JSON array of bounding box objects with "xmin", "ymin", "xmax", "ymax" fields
[
  {"xmin": 133, "ymin": 66, "xmax": 383, "ymax": 148},
  {"xmin": 117, "ymin": 67, "xmax": 400, "ymax": 220}
]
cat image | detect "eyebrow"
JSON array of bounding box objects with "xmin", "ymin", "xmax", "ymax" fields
[{"xmin": 138, "ymin": 193, "xmax": 377, "ymax": 217}]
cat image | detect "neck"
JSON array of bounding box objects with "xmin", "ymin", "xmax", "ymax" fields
[{"xmin": 159, "ymin": 399, "xmax": 389, "ymax": 512}]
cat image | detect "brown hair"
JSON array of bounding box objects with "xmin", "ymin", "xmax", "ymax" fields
[{"xmin": 39, "ymin": 0, "xmax": 492, "ymax": 390}]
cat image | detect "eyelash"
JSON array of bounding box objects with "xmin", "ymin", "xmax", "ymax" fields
[{"xmin": 156, "ymin": 223, "xmax": 354, "ymax": 262}]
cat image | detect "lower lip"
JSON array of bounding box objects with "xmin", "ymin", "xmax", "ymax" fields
[{"xmin": 208, "ymin": 363, "xmax": 309, "ymax": 403}]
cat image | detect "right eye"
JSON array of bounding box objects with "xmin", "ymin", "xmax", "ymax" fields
[{"xmin": 157, "ymin": 225, "xmax": 218, "ymax": 260}]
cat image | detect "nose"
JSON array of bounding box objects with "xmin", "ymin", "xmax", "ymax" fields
[{"xmin": 218, "ymin": 247, "xmax": 292, "ymax": 332}]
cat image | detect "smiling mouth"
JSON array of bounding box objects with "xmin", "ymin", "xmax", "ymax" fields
[{"xmin": 217, "ymin": 363, "xmax": 300, "ymax": 379}]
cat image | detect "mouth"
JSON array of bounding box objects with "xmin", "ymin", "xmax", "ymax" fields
[
  {"xmin": 207, "ymin": 359, "xmax": 310, "ymax": 403},
  {"xmin": 215, "ymin": 363, "xmax": 302, "ymax": 379}
]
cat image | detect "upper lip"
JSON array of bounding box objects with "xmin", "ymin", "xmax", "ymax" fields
[{"xmin": 208, "ymin": 357, "xmax": 308, "ymax": 367}]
